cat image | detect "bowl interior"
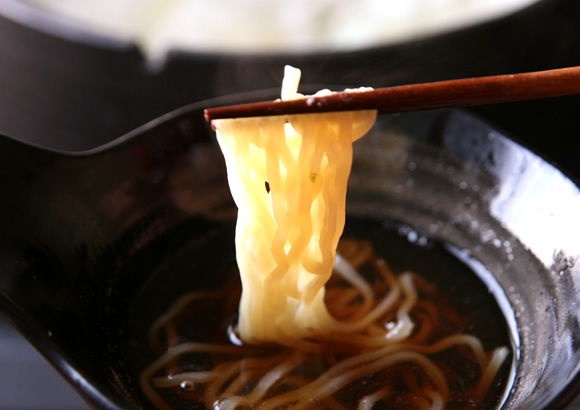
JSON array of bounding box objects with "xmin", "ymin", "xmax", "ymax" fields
[
  {"xmin": 348, "ymin": 110, "xmax": 580, "ymax": 409},
  {"xmin": 1, "ymin": 102, "xmax": 579, "ymax": 409}
]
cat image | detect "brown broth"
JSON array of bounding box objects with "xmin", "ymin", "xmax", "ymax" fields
[{"xmin": 122, "ymin": 216, "xmax": 514, "ymax": 409}]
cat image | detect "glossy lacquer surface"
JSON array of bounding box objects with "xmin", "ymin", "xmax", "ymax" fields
[{"xmin": 0, "ymin": 95, "xmax": 579, "ymax": 409}]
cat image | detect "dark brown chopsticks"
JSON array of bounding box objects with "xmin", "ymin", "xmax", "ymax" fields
[{"xmin": 204, "ymin": 66, "xmax": 580, "ymax": 122}]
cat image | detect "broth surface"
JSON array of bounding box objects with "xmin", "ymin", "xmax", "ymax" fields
[{"xmin": 122, "ymin": 216, "xmax": 514, "ymax": 409}]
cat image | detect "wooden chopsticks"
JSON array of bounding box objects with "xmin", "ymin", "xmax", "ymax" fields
[{"xmin": 204, "ymin": 66, "xmax": 580, "ymax": 122}]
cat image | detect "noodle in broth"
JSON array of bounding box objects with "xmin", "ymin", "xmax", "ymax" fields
[{"xmin": 139, "ymin": 67, "xmax": 510, "ymax": 409}]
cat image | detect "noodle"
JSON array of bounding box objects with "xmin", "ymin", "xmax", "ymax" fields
[
  {"xmin": 213, "ymin": 73, "xmax": 376, "ymax": 342},
  {"xmin": 140, "ymin": 242, "xmax": 509, "ymax": 409},
  {"xmin": 139, "ymin": 66, "xmax": 510, "ymax": 409}
]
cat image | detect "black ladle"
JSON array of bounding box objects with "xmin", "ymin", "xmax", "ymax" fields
[{"xmin": 2, "ymin": 92, "xmax": 580, "ymax": 409}]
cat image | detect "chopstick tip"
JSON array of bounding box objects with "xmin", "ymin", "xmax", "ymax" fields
[{"xmin": 203, "ymin": 109, "xmax": 212, "ymax": 123}]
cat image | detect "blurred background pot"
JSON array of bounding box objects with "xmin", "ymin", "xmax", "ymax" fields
[{"xmin": 1, "ymin": 0, "xmax": 580, "ymax": 153}]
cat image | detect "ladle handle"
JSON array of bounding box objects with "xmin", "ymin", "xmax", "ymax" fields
[{"xmin": 204, "ymin": 66, "xmax": 580, "ymax": 121}]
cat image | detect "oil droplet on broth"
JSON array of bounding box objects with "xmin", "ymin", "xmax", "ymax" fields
[{"xmin": 180, "ymin": 381, "xmax": 194, "ymax": 391}]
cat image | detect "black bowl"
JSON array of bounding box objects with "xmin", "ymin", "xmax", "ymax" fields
[{"xmin": 1, "ymin": 93, "xmax": 580, "ymax": 408}]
